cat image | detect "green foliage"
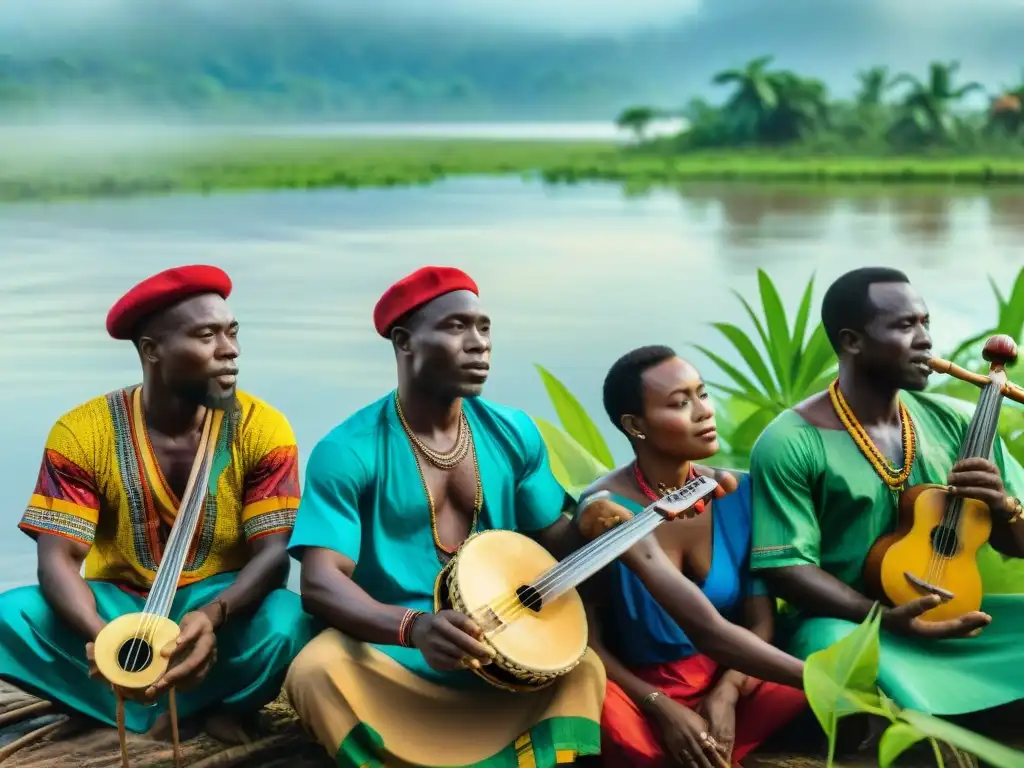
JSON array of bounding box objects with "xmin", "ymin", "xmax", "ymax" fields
[
  {"xmin": 533, "ymin": 364, "xmax": 614, "ymax": 469},
  {"xmin": 0, "ymin": 137, "xmax": 617, "ymax": 203},
  {"xmin": 804, "ymin": 607, "xmax": 1024, "ymax": 767},
  {"xmin": 532, "ymin": 416, "xmax": 609, "ymax": 499},
  {"xmin": 693, "ymin": 269, "xmax": 837, "ymax": 460},
  {"xmin": 630, "ymin": 57, "xmax": 1024, "ymax": 156}
]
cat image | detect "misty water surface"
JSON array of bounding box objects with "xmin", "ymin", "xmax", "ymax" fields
[{"xmin": 2, "ymin": 177, "xmax": 1023, "ymax": 590}]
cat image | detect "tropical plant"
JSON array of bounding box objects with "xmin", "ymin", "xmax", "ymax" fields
[
  {"xmin": 854, "ymin": 66, "xmax": 895, "ymax": 107},
  {"xmin": 804, "ymin": 606, "xmax": 1024, "ymax": 767},
  {"xmin": 692, "ymin": 269, "xmax": 837, "ymax": 460},
  {"xmin": 616, "ymin": 106, "xmax": 659, "ymax": 141},
  {"xmin": 532, "ymin": 364, "xmax": 612, "ymax": 497},
  {"xmin": 710, "ymin": 56, "xmax": 831, "ymax": 145},
  {"xmin": 883, "ymin": 61, "xmax": 984, "ymax": 146}
]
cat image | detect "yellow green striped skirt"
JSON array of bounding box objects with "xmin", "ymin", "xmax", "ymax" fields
[{"xmin": 284, "ymin": 629, "xmax": 604, "ymax": 767}]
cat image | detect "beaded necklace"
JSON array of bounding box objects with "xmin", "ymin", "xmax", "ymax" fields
[
  {"xmin": 633, "ymin": 461, "xmax": 721, "ymax": 516},
  {"xmin": 395, "ymin": 393, "xmax": 482, "ymax": 560},
  {"xmin": 827, "ymin": 379, "xmax": 916, "ymax": 491}
]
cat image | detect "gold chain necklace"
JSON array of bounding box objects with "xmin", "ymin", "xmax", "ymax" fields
[
  {"xmin": 828, "ymin": 379, "xmax": 916, "ymax": 490},
  {"xmin": 395, "ymin": 393, "xmax": 483, "ymax": 557},
  {"xmin": 395, "ymin": 392, "xmax": 471, "ymax": 469}
]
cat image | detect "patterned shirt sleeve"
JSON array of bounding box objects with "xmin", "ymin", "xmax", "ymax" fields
[
  {"xmin": 749, "ymin": 417, "xmax": 823, "ymax": 571},
  {"xmin": 241, "ymin": 403, "xmax": 301, "ymax": 543},
  {"xmin": 19, "ymin": 419, "xmax": 101, "ymax": 546}
]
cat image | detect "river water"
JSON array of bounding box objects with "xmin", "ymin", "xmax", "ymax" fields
[{"xmin": 2, "ymin": 178, "xmax": 1023, "ymax": 590}]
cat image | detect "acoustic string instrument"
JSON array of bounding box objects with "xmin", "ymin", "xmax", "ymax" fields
[
  {"xmin": 92, "ymin": 403, "xmax": 225, "ymax": 768},
  {"xmin": 864, "ymin": 335, "xmax": 1022, "ymax": 623},
  {"xmin": 433, "ymin": 474, "xmax": 719, "ymax": 693}
]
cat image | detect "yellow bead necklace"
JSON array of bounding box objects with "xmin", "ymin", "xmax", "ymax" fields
[{"xmin": 828, "ymin": 379, "xmax": 916, "ymax": 490}]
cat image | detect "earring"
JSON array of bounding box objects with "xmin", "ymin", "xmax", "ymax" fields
[{"xmin": 634, "ymin": 433, "xmax": 646, "ymax": 441}]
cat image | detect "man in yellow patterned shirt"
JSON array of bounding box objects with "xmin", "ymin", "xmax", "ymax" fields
[{"xmin": 0, "ymin": 265, "xmax": 317, "ymax": 743}]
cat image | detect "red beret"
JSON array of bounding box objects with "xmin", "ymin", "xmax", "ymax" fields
[
  {"xmin": 373, "ymin": 266, "xmax": 479, "ymax": 338},
  {"xmin": 106, "ymin": 265, "xmax": 233, "ymax": 340}
]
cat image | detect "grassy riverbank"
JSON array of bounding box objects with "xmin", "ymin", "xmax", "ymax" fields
[
  {"xmin": 0, "ymin": 137, "xmax": 616, "ymax": 202},
  {"xmin": 543, "ymin": 150, "xmax": 1024, "ymax": 185},
  {"xmin": 7, "ymin": 136, "xmax": 1024, "ymax": 202}
]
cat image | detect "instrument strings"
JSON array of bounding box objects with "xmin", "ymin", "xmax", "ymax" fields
[
  {"xmin": 123, "ymin": 415, "xmax": 218, "ymax": 674},
  {"xmin": 470, "ymin": 506, "xmax": 664, "ymax": 634},
  {"xmin": 924, "ymin": 381, "xmax": 1003, "ymax": 588},
  {"xmin": 469, "ymin": 480, "xmax": 713, "ymax": 634}
]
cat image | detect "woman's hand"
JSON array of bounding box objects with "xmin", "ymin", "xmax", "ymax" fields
[
  {"xmin": 647, "ymin": 694, "xmax": 728, "ymax": 767},
  {"xmin": 697, "ymin": 683, "xmax": 739, "ymax": 765}
]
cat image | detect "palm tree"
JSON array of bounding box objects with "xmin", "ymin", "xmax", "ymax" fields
[
  {"xmin": 854, "ymin": 66, "xmax": 894, "ymax": 107},
  {"xmin": 615, "ymin": 106, "xmax": 658, "ymax": 141},
  {"xmin": 762, "ymin": 71, "xmax": 830, "ymax": 143},
  {"xmin": 711, "ymin": 56, "xmax": 829, "ymax": 145},
  {"xmin": 888, "ymin": 60, "xmax": 984, "ymax": 145},
  {"xmin": 711, "ymin": 55, "xmax": 779, "ymax": 143}
]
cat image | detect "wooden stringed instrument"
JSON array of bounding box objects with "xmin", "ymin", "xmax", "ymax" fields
[
  {"xmin": 92, "ymin": 401, "xmax": 225, "ymax": 768},
  {"xmin": 433, "ymin": 474, "xmax": 719, "ymax": 693},
  {"xmin": 864, "ymin": 334, "xmax": 1023, "ymax": 623}
]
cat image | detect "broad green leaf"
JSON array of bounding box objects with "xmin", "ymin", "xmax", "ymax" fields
[
  {"xmin": 899, "ymin": 710, "xmax": 1024, "ymax": 768},
  {"xmin": 702, "ymin": 379, "xmax": 780, "ymax": 413},
  {"xmin": 733, "ymin": 292, "xmax": 778, "ymax": 392},
  {"xmin": 793, "ymin": 324, "xmax": 837, "ymax": 396},
  {"xmin": 694, "ymin": 346, "xmax": 779, "ymax": 408},
  {"xmin": 728, "ymin": 408, "xmax": 775, "ymax": 457},
  {"xmin": 711, "ymin": 321, "xmax": 779, "ymax": 396},
  {"xmin": 534, "ymin": 364, "xmax": 615, "ymax": 469},
  {"xmin": 802, "ymin": 606, "xmax": 885, "ymax": 756},
  {"xmin": 789, "ymin": 276, "xmax": 816, "ymax": 384},
  {"xmin": 757, "ymin": 269, "xmax": 794, "ymax": 391},
  {"xmin": 532, "ymin": 416, "xmax": 609, "ymax": 499},
  {"xmin": 878, "ymin": 722, "xmax": 926, "ymax": 767}
]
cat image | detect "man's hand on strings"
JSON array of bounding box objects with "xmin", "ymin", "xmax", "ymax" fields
[
  {"xmin": 947, "ymin": 457, "xmax": 1015, "ymax": 519},
  {"xmin": 147, "ymin": 610, "xmax": 218, "ymax": 697}
]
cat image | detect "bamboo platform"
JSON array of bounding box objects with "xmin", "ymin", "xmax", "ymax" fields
[{"xmin": 0, "ymin": 681, "xmax": 1019, "ymax": 767}]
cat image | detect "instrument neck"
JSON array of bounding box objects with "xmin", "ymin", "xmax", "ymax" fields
[
  {"xmin": 942, "ymin": 375, "xmax": 1006, "ymax": 529},
  {"xmin": 957, "ymin": 376, "xmax": 1005, "ymax": 464},
  {"xmin": 142, "ymin": 411, "xmax": 222, "ymax": 618},
  {"xmin": 530, "ymin": 477, "xmax": 711, "ymax": 602}
]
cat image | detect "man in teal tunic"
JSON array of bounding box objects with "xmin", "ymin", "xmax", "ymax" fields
[
  {"xmin": 749, "ymin": 266, "xmax": 1024, "ymax": 717},
  {"xmin": 284, "ymin": 266, "xmax": 605, "ymax": 768}
]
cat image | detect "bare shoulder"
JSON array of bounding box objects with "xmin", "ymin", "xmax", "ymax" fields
[
  {"xmin": 693, "ymin": 464, "xmax": 740, "ymax": 494},
  {"xmin": 579, "ymin": 465, "xmax": 633, "ymax": 500}
]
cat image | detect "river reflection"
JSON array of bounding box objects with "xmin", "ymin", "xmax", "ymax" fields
[{"xmin": 1, "ymin": 177, "xmax": 1023, "ymax": 589}]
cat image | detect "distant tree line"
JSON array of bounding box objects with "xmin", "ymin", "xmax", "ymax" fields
[
  {"xmin": 0, "ymin": 17, "xmax": 672, "ymax": 121},
  {"xmin": 617, "ymin": 57, "xmax": 1024, "ymax": 153}
]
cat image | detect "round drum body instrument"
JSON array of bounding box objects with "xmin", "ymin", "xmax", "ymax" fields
[
  {"xmin": 433, "ymin": 529, "xmax": 589, "ymax": 693},
  {"xmin": 93, "ymin": 613, "xmax": 181, "ymax": 691}
]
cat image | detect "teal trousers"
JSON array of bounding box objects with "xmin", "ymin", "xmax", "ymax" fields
[{"xmin": 0, "ymin": 571, "xmax": 318, "ymax": 733}]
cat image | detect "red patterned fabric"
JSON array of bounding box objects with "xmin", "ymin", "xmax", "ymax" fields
[
  {"xmin": 372, "ymin": 266, "xmax": 478, "ymax": 337},
  {"xmin": 106, "ymin": 264, "xmax": 233, "ymax": 340},
  {"xmin": 601, "ymin": 654, "xmax": 806, "ymax": 767}
]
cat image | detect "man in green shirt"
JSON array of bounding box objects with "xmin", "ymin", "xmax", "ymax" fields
[{"xmin": 748, "ymin": 266, "xmax": 1024, "ymax": 716}]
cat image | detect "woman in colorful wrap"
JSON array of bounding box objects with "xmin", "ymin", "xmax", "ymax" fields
[{"xmin": 575, "ymin": 346, "xmax": 807, "ymax": 767}]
